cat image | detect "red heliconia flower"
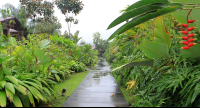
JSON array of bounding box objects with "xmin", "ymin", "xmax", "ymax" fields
[
  {"xmin": 187, "ymin": 27, "xmax": 196, "ymax": 31},
  {"xmin": 188, "ymin": 38, "xmax": 197, "ymax": 42},
  {"xmin": 188, "ymin": 20, "xmax": 196, "ymax": 23},
  {"xmin": 181, "ymin": 46, "xmax": 190, "ymax": 50},
  {"xmin": 171, "ymin": 36, "xmax": 174, "ymax": 38},
  {"xmin": 180, "ymin": 37, "xmax": 189, "ymax": 40},
  {"xmin": 188, "ymin": 43, "xmax": 197, "ymax": 47},
  {"xmin": 50, "ymin": 55, "xmax": 54, "ymax": 59},
  {"xmin": 180, "ymin": 31, "xmax": 189, "ymax": 35},
  {"xmin": 181, "ymin": 41, "xmax": 189, "ymax": 45},
  {"xmin": 188, "ymin": 34, "xmax": 197, "ymax": 38},
  {"xmin": 47, "ymin": 50, "xmax": 49, "ymax": 52},
  {"xmin": 179, "ymin": 7, "xmax": 198, "ymax": 50},
  {"xmin": 181, "ymin": 24, "xmax": 188, "ymax": 28},
  {"xmin": 57, "ymin": 45, "xmax": 60, "ymax": 47}
]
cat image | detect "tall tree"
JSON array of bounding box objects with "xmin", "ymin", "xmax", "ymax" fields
[
  {"xmin": 20, "ymin": 0, "xmax": 56, "ymax": 34},
  {"xmin": 55, "ymin": 0, "xmax": 84, "ymax": 38}
]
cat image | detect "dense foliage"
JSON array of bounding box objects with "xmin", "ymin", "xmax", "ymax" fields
[
  {"xmin": 0, "ymin": 32, "xmax": 98, "ymax": 107},
  {"xmin": 105, "ymin": 0, "xmax": 200, "ymax": 107}
]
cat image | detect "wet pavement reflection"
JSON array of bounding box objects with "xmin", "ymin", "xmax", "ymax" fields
[{"xmin": 62, "ymin": 59, "xmax": 128, "ymax": 107}]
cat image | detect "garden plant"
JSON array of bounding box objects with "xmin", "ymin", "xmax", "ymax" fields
[
  {"xmin": 104, "ymin": 0, "xmax": 200, "ymax": 107},
  {"xmin": 0, "ymin": 32, "xmax": 99, "ymax": 107}
]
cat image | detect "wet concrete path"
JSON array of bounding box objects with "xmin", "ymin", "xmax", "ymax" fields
[{"xmin": 62, "ymin": 59, "xmax": 128, "ymax": 107}]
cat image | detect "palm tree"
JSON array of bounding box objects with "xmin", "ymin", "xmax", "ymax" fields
[{"xmin": 70, "ymin": 30, "xmax": 82, "ymax": 44}]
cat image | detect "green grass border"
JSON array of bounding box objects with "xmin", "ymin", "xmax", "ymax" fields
[{"xmin": 39, "ymin": 70, "xmax": 91, "ymax": 107}]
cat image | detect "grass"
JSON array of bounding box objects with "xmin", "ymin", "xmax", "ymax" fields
[
  {"xmin": 39, "ymin": 70, "xmax": 90, "ymax": 107},
  {"xmin": 113, "ymin": 74, "xmax": 136, "ymax": 107}
]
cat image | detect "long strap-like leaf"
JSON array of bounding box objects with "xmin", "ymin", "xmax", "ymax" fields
[
  {"xmin": 107, "ymin": 5, "xmax": 163, "ymax": 29},
  {"xmin": 126, "ymin": 0, "xmax": 169, "ymax": 12},
  {"xmin": 108, "ymin": 5, "xmax": 183, "ymax": 41}
]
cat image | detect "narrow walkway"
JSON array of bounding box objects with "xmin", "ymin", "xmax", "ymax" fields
[{"xmin": 62, "ymin": 59, "xmax": 128, "ymax": 107}]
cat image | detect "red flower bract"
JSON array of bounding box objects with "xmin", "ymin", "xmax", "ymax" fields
[
  {"xmin": 187, "ymin": 34, "xmax": 197, "ymax": 38},
  {"xmin": 188, "ymin": 38, "xmax": 197, "ymax": 42},
  {"xmin": 188, "ymin": 20, "xmax": 196, "ymax": 23},
  {"xmin": 181, "ymin": 41, "xmax": 189, "ymax": 45},
  {"xmin": 188, "ymin": 43, "xmax": 196, "ymax": 47},
  {"xmin": 187, "ymin": 27, "xmax": 195, "ymax": 31},
  {"xmin": 181, "ymin": 24, "xmax": 188, "ymax": 28},
  {"xmin": 50, "ymin": 55, "xmax": 54, "ymax": 59},
  {"xmin": 181, "ymin": 46, "xmax": 189, "ymax": 50}
]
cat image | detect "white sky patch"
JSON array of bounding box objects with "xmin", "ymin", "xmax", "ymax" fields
[{"xmin": 0, "ymin": 0, "xmax": 139, "ymax": 44}]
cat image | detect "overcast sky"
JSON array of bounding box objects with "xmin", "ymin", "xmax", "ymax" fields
[{"xmin": 0, "ymin": 0, "xmax": 139, "ymax": 44}]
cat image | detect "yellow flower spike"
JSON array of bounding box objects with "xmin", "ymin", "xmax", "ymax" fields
[{"xmin": 126, "ymin": 80, "xmax": 136, "ymax": 91}]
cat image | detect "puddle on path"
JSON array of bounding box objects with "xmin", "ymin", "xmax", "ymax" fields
[{"xmin": 62, "ymin": 59, "xmax": 128, "ymax": 107}]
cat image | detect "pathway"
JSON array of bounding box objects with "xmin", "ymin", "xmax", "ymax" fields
[{"xmin": 62, "ymin": 59, "xmax": 128, "ymax": 107}]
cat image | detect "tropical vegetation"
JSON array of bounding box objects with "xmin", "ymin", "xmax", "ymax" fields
[{"xmin": 104, "ymin": 0, "xmax": 200, "ymax": 107}]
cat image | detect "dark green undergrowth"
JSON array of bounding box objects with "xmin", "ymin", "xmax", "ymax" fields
[{"xmin": 38, "ymin": 70, "xmax": 90, "ymax": 107}]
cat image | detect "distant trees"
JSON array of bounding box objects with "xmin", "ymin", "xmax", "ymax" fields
[{"xmin": 93, "ymin": 32, "xmax": 109, "ymax": 54}]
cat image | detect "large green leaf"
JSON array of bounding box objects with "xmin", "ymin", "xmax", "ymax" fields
[
  {"xmin": 23, "ymin": 81, "xmax": 42, "ymax": 91},
  {"xmin": 171, "ymin": 0, "xmax": 200, "ymax": 31},
  {"xmin": 112, "ymin": 59, "xmax": 154, "ymax": 71},
  {"xmin": 12, "ymin": 46, "xmax": 24, "ymax": 56},
  {"xmin": 27, "ymin": 90, "xmax": 35, "ymax": 107},
  {"xmin": 0, "ymin": 91, "xmax": 7, "ymax": 107},
  {"xmin": 139, "ymin": 42, "xmax": 170, "ymax": 59},
  {"xmin": 5, "ymin": 88, "xmax": 14, "ymax": 103},
  {"xmin": 0, "ymin": 81, "xmax": 6, "ymax": 88},
  {"xmin": 40, "ymin": 39, "xmax": 51, "ymax": 49},
  {"xmin": 41, "ymin": 92, "xmax": 47, "ymax": 103},
  {"xmin": 14, "ymin": 84, "xmax": 28, "ymax": 96},
  {"xmin": 2, "ymin": 66, "xmax": 12, "ymax": 76},
  {"xmin": 181, "ymin": 44, "xmax": 200, "ymax": 62},
  {"xmin": 13, "ymin": 95, "xmax": 23, "ymax": 107},
  {"xmin": 154, "ymin": 16, "xmax": 172, "ymax": 48},
  {"xmin": 54, "ymin": 74, "xmax": 60, "ymax": 82},
  {"xmin": 25, "ymin": 84, "xmax": 43, "ymax": 101},
  {"xmin": 126, "ymin": 0, "xmax": 169, "ymax": 12},
  {"xmin": 107, "ymin": 5, "xmax": 163, "ymax": 29},
  {"xmin": 42, "ymin": 87, "xmax": 51, "ymax": 96},
  {"xmin": 18, "ymin": 94, "xmax": 30, "ymax": 107},
  {"xmin": 5, "ymin": 83, "xmax": 15, "ymax": 94},
  {"xmin": 34, "ymin": 49, "xmax": 51, "ymax": 65},
  {"xmin": 108, "ymin": 4, "xmax": 183, "ymax": 41},
  {"xmin": 0, "ymin": 66, "xmax": 4, "ymax": 81},
  {"xmin": 26, "ymin": 79, "xmax": 42, "ymax": 88},
  {"xmin": 5, "ymin": 76, "xmax": 18, "ymax": 86},
  {"xmin": 10, "ymin": 37, "xmax": 17, "ymax": 46}
]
